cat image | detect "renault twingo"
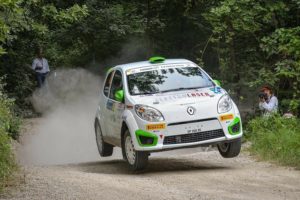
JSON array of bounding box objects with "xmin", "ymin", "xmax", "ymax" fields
[{"xmin": 95, "ymin": 57, "xmax": 242, "ymax": 170}]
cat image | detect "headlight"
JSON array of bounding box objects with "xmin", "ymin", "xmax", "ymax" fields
[
  {"xmin": 135, "ymin": 105, "xmax": 164, "ymax": 122},
  {"xmin": 217, "ymin": 94, "xmax": 233, "ymax": 113}
]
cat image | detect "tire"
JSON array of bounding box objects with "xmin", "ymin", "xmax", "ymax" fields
[
  {"xmin": 122, "ymin": 130, "xmax": 148, "ymax": 171},
  {"xmin": 217, "ymin": 138, "xmax": 241, "ymax": 158},
  {"xmin": 94, "ymin": 120, "xmax": 113, "ymax": 157}
]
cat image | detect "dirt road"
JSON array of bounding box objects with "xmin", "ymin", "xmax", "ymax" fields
[{"xmin": 1, "ymin": 118, "xmax": 299, "ymax": 200}]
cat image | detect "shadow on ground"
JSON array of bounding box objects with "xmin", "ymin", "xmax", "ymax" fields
[{"xmin": 71, "ymin": 157, "xmax": 232, "ymax": 175}]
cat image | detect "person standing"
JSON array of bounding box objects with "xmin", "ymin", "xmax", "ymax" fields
[
  {"xmin": 258, "ymin": 86, "xmax": 278, "ymax": 115},
  {"xmin": 32, "ymin": 48, "xmax": 50, "ymax": 88}
]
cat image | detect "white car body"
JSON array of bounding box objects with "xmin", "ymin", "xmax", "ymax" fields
[{"xmin": 95, "ymin": 58, "xmax": 243, "ymax": 155}]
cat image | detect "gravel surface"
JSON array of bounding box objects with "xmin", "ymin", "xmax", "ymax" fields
[{"xmin": 1, "ymin": 119, "xmax": 300, "ymax": 200}]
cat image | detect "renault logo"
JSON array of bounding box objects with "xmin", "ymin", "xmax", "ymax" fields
[{"xmin": 187, "ymin": 106, "xmax": 196, "ymax": 115}]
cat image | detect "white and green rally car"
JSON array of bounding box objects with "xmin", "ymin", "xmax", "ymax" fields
[{"xmin": 94, "ymin": 57, "xmax": 242, "ymax": 170}]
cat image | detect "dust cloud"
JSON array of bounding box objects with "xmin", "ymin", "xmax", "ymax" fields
[{"xmin": 19, "ymin": 68, "xmax": 120, "ymax": 165}]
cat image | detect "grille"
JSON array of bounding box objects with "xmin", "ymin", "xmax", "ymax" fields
[{"xmin": 163, "ymin": 129, "xmax": 225, "ymax": 145}]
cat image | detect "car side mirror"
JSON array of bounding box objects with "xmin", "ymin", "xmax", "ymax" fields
[
  {"xmin": 115, "ymin": 90, "xmax": 124, "ymax": 102},
  {"xmin": 213, "ymin": 80, "xmax": 221, "ymax": 87}
]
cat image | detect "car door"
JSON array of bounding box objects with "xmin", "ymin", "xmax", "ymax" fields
[
  {"xmin": 106, "ymin": 70, "xmax": 125, "ymax": 144},
  {"xmin": 99, "ymin": 70, "xmax": 114, "ymax": 139}
]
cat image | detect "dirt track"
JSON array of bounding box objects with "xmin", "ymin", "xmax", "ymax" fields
[{"xmin": 2, "ymin": 119, "xmax": 300, "ymax": 200}]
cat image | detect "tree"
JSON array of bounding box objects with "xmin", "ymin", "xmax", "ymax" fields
[{"xmin": 204, "ymin": 0, "xmax": 300, "ymax": 113}]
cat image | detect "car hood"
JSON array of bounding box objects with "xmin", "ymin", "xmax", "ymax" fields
[{"xmin": 128, "ymin": 87, "xmax": 226, "ymax": 123}]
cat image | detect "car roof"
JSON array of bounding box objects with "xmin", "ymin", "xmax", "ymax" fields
[{"xmin": 113, "ymin": 58, "xmax": 194, "ymax": 72}]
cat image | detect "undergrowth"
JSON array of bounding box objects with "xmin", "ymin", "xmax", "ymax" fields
[{"xmin": 246, "ymin": 115, "xmax": 300, "ymax": 169}]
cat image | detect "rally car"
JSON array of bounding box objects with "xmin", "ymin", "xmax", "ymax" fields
[{"xmin": 94, "ymin": 57, "xmax": 242, "ymax": 170}]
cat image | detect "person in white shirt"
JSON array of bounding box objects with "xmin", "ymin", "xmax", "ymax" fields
[
  {"xmin": 32, "ymin": 48, "xmax": 50, "ymax": 87},
  {"xmin": 259, "ymin": 86, "xmax": 278, "ymax": 115}
]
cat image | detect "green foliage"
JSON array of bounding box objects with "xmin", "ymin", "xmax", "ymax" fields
[
  {"xmin": 0, "ymin": 78, "xmax": 18, "ymax": 191},
  {"xmin": 0, "ymin": 0, "xmax": 25, "ymax": 54},
  {"xmin": 203, "ymin": 0, "xmax": 300, "ymax": 113},
  {"xmin": 260, "ymin": 27, "xmax": 300, "ymax": 114},
  {"xmin": 0, "ymin": 0, "xmax": 90, "ymax": 109},
  {"xmin": 246, "ymin": 116, "xmax": 300, "ymax": 168},
  {"xmin": 43, "ymin": 4, "xmax": 88, "ymax": 27},
  {"xmin": 0, "ymin": 78, "xmax": 21, "ymax": 140},
  {"xmin": 0, "ymin": 130, "xmax": 16, "ymax": 191}
]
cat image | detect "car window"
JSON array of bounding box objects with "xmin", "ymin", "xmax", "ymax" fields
[
  {"xmin": 127, "ymin": 65, "xmax": 213, "ymax": 95},
  {"xmin": 103, "ymin": 71, "xmax": 114, "ymax": 97},
  {"xmin": 109, "ymin": 70, "xmax": 123, "ymax": 100}
]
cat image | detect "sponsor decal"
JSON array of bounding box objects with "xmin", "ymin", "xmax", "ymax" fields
[
  {"xmin": 146, "ymin": 123, "xmax": 166, "ymax": 130},
  {"xmin": 106, "ymin": 100, "xmax": 125, "ymax": 111},
  {"xmin": 154, "ymin": 91, "xmax": 213, "ymax": 103},
  {"xmin": 187, "ymin": 92, "xmax": 210, "ymax": 97},
  {"xmin": 210, "ymin": 87, "xmax": 222, "ymax": 94},
  {"xmin": 220, "ymin": 114, "xmax": 234, "ymax": 121},
  {"xmin": 106, "ymin": 100, "xmax": 114, "ymax": 111},
  {"xmin": 126, "ymin": 63, "xmax": 194, "ymax": 75}
]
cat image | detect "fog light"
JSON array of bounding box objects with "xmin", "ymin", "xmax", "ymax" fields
[
  {"xmin": 228, "ymin": 117, "xmax": 241, "ymax": 135},
  {"xmin": 139, "ymin": 136, "xmax": 154, "ymax": 145}
]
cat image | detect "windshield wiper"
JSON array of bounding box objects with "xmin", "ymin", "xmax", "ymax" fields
[
  {"xmin": 134, "ymin": 91, "xmax": 160, "ymax": 95},
  {"xmin": 134, "ymin": 86, "xmax": 209, "ymax": 95},
  {"xmin": 160, "ymin": 86, "xmax": 206, "ymax": 93}
]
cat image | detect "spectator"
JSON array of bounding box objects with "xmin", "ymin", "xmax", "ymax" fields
[
  {"xmin": 32, "ymin": 48, "xmax": 50, "ymax": 87},
  {"xmin": 259, "ymin": 86, "xmax": 278, "ymax": 115}
]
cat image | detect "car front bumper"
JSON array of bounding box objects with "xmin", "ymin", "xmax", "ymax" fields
[{"xmin": 132, "ymin": 113, "xmax": 243, "ymax": 152}]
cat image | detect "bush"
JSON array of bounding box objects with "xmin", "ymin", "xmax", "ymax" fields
[
  {"xmin": 0, "ymin": 79, "xmax": 19, "ymax": 191},
  {"xmin": 246, "ymin": 115, "xmax": 300, "ymax": 168},
  {"xmin": 0, "ymin": 79, "xmax": 21, "ymax": 140},
  {"xmin": 0, "ymin": 130, "xmax": 16, "ymax": 190}
]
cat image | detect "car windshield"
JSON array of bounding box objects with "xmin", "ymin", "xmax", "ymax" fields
[{"xmin": 127, "ymin": 64, "xmax": 214, "ymax": 95}]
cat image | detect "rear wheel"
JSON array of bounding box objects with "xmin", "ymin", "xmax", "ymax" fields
[
  {"xmin": 122, "ymin": 130, "xmax": 148, "ymax": 171},
  {"xmin": 217, "ymin": 138, "xmax": 241, "ymax": 158},
  {"xmin": 95, "ymin": 120, "xmax": 113, "ymax": 157}
]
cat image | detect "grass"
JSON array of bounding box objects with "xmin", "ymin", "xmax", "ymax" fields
[{"xmin": 245, "ymin": 115, "xmax": 300, "ymax": 169}]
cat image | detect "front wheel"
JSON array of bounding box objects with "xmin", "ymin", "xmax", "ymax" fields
[
  {"xmin": 217, "ymin": 138, "xmax": 241, "ymax": 158},
  {"xmin": 122, "ymin": 130, "xmax": 148, "ymax": 171}
]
